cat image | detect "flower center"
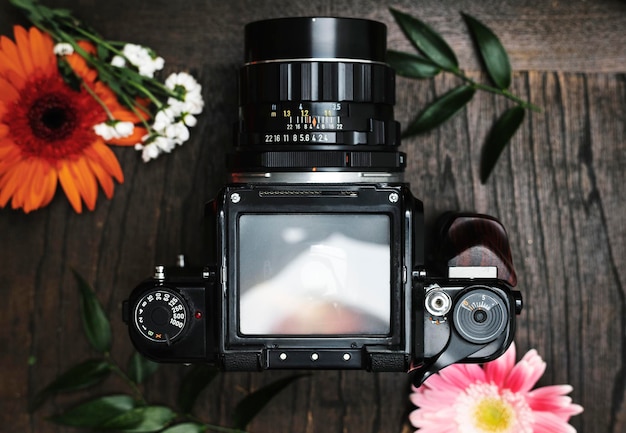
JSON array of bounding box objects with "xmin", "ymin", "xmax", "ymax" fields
[
  {"xmin": 5, "ymin": 73, "xmax": 107, "ymax": 162},
  {"xmin": 455, "ymin": 383, "xmax": 534, "ymax": 433},
  {"xmin": 473, "ymin": 397, "xmax": 514, "ymax": 432},
  {"xmin": 28, "ymin": 93, "xmax": 78, "ymax": 140}
]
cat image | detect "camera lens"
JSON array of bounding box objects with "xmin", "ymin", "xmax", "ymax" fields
[
  {"xmin": 453, "ymin": 287, "xmax": 508, "ymax": 344},
  {"xmin": 232, "ymin": 17, "xmax": 404, "ymax": 183}
]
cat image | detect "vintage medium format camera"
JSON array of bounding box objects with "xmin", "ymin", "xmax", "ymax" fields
[{"xmin": 123, "ymin": 17, "xmax": 523, "ymax": 385}]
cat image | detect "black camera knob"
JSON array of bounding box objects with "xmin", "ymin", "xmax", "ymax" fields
[{"xmin": 133, "ymin": 288, "xmax": 189, "ymax": 345}]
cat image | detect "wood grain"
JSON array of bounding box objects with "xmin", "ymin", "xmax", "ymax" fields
[
  {"xmin": 2, "ymin": 0, "xmax": 624, "ymax": 73},
  {"xmin": 0, "ymin": 1, "xmax": 624, "ymax": 432}
]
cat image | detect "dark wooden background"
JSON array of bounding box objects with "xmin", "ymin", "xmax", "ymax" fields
[{"xmin": 0, "ymin": 0, "xmax": 624, "ymax": 432}]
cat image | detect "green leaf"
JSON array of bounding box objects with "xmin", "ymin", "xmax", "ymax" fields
[
  {"xmin": 161, "ymin": 423, "xmax": 207, "ymax": 433},
  {"xmin": 232, "ymin": 374, "xmax": 307, "ymax": 430},
  {"xmin": 386, "ymin": 50, "xmax": 441, "ymax": 79},
  {"xmin": 462, "ymin": 13, "xmax": 512, "ymax": 89},
  {"xmin": 97, "ymin": 44, "xmax": 111, "ymax": 63},
  {"xmin": 99, "ymin": 406, "xmax": 176, "ymax": 432},
  {"xmin": 29, "ymin": 359, "xmax": 111, "ymax": 411},
  {"xmin": 57, "ymin": 58, "xmax": 82, "ymax": 92},
  {"xmin": 403, "ymin": 84, "xmax": 476, "ymax": 137},
  {"xmin": 48, "ymin": 394, "xmax": 135, "ymax": 428},
  {"xmin": 480, "ymin": 105, "xmax": 525, "ymax": 183},
  {"xmin": 50, "ymin": 7, "xmax": 73, "ymax": 19},
  {"xmin": 9, "ymin": 0, "xmax": 34, "ymax": 10},
  {"xmin": 177, "ymin": 365, "xmax": 219, "ymax": 414},
  {"xmin": 389, "ymin": 8, "xmax": 458, "ymax": 71},
  {"xmin": 73, "ymin": 270, "xmax": 112, "ymax": 353},
  {"xmin": 128, "ymin": 352, "xmax": 160, "ymax": 385}
]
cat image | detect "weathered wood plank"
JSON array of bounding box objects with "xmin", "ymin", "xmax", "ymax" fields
[
  {"xmin": 2, "ymin": 0, "xmax": 623, "ymax": 73},
  {"xmin": 0, "ymin": 1, "xmax": 624, "ymax": 433}
]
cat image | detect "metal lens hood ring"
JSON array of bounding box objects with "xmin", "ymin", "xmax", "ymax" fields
[
  {"xmin": 244, "ymin": 17, "xmax": 388, "ymax": 64},
  {"xmin": 232, "ymin": 17, "xmax": 404, "ymax": 183}
]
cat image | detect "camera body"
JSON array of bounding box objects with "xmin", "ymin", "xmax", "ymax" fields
[
  {"xmin": 124, "ymin": 184, "xmax": 521, "ymax": 384},
  {"xmin": 123, "ymin": 17, "xmax": 522, "ymax": 385}
]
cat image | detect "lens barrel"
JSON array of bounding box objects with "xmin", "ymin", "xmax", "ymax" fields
[{"xmin": 231, "ymin": 17, "xmax": 404, "ymax": 182}]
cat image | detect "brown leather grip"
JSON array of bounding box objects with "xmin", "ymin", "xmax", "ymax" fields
[{"xmin": 435, "ymin": 213, "xmax": 517, "ymax": 287}]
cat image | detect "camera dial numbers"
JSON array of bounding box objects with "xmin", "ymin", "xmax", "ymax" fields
[
  {"xmin": 269, "ymin": 102, "xmax": 345, "ymax": 132},
  {"xmin": 134, "ymin": 288, "xmax": 188, "ymax": 344},
  {"xmin": 264, "ymin": 132, "xmax": 337, "ymax": 144},
  {"xmin": 453, "ymin": 287, "xmax": 508, "ymax": 344}
]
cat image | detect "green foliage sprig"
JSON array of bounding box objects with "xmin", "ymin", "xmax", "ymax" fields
[
  {"xmin": 388, "ymin": 8, "xmax": 540, "ymax": 182},
  {"xmin": 29, "ymin": 272, "xmax": 304, "ymax": 433}
]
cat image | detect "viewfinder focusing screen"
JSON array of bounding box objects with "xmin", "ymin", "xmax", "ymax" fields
[{"xmin": 238, "ymin": 214, "xmax": 391, "ymax": 335}]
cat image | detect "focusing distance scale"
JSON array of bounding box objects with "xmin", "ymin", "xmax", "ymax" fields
[{"xmin": 124, "ymin": 16, "xmax": 522, "ymax": 387}]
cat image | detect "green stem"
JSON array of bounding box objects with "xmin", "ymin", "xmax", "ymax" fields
[
  {"xmin": 65, "ymin": 23, "xmax": 125, "ymax": 57},
  {"xmin": 105, "ymin": 354, "xmax": 146, "ymax": 404},
  {"xmin": 104, "ymin": 354, "xmax": 249, "ymax": 432},
  {"xmin": 179, "ymin": 414, "xmax": 250, "ymax": 433},
  {"xmin": 128, "ymin": 80, "xmax": 164, "ymax": 109},
  {"xmin": 57, "ymin": 21, "xmax": 179, "ymax": 101},
  {"xmin": 203, "ymin": 425, "xmax": 248, "ymax": 433},
  {"xmin": 52, "ymin": 28, "xmax": 166, "ymax": 112},
  {"xmin": 501, "ymin": 88, "xmax": 541, "ymax": 112},
  {"xmin": 120, "ymin": 92, "xmax": 153, "ymax": 132},
  {"xmin": 80, "ymin": 79, "xmax": 114, "ymax": 120},
  {"xmin": 450, "ymin": 69, "xmax": 542, "ymax": 112}
]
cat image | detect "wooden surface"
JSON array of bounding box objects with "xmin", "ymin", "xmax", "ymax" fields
[{"xmin": 0, "ymin": 0, "xmax": 624, "ymax": 432}]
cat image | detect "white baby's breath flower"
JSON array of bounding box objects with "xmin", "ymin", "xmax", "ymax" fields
[
  {"xmin": 122, "ymin": 43, "xmax": 164, "ymax": 78},
  {"xmin": 165, "ymin": 72, "xmax": 204, "ymax": 114},
  {"xmin": 181, "ymin": 113, "xmax": 197, "ymax": 127},
  {"xmin": 153, "ymin": 135, "xmax": 176, "ymax": 153},
  {"xmin": 93, "ymin": 123, "xmax": 113, "ymax": 140},
  {"xmin": 153, "ymin": 107, "xmax": 177, "ymax": 133},
  {"xmin": 184, "ymin": 93, "xmax": 204, "ymax": 115},
  {"xmin": 114, "ymin": 121, "xmax": 135, "ymax": 138},
  {"xmin": 137, "ymin": 56, "xmax": 164, "ymax": 78},
  {"xmin": 136, "ymin": 142, "xmax": 161, "ymax": 162},
  {"xmin": 53, "ymin": 43, "xmax": 74, "ymax": 56},
  {"xmin": 165, "ymin": 122, "xmax": 190, "ymax": 145},
  {"xmin": 93, "ymin": 121, "xmax": 135, "ymax": 141},
  {"xmin": 121, "ymin": 43, "xmax": 144, "ymax": 61},
  {"xmin": 165, "ymin": 72, "xmax": 200, "ymax": 92},
  {"xmin": 168, "ymin": 94, "xmax": 204, "ymax": 116},
  {"xmin": 168, "ymin": 95, "xmax": 204, "ymax": 116},
  {"xmin": 110, "ymin": 55, "xmax": 126, "ymax": 68}
]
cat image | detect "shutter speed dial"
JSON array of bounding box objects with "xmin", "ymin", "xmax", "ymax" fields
[{"xmin": 134, "ymin": 288, "xmax": 188, "ymax": 344}]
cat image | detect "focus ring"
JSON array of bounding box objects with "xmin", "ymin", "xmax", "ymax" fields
[{"xmin": 240, "ymin": 62, "xmax": 396, "ymax": 104}]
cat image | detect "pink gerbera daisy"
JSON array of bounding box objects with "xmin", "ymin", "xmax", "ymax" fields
[{"xmin": 409, "ymin": 343, "xmax": 583, "ymax": 433}]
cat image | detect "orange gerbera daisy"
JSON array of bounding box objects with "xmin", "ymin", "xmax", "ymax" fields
[{"xmin": 0, "ymin": 26, "xmax": 145, "ymax": 213}]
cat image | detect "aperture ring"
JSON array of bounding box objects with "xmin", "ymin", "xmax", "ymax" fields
[{"xmin": 238, "ymin": 125, "xmax": 399, "ymax": 147}]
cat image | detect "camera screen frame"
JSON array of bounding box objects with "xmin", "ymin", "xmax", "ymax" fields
[
  {"xmin": 238, "ymin": 212, "xmax": 392, "ymax": 336},
  {"xmin": 221, "ymin": 184, "xmax": 409, "ymax": 351}
]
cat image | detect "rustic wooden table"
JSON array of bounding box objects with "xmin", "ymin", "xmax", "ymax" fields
[{"xmin": 0, "ymin": 1, "xmax": 624, "ymax": 432}]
